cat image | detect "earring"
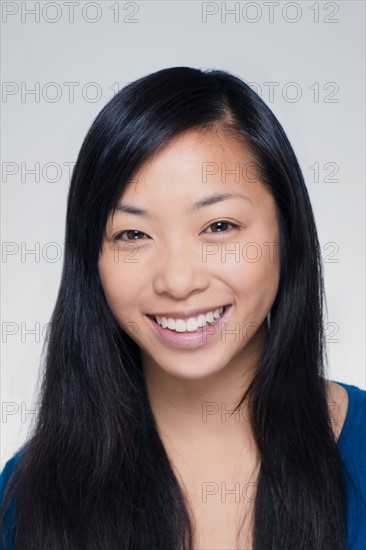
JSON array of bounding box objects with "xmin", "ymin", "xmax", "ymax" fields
[{"xmin": 267, "ymin": 311, "xmax": 271, "ymax": 330}]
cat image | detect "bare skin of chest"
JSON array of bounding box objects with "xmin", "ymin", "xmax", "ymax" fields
[
  {"xmin": 168, "ymin": 446, "xmax": 258, "ymax": 549},
  {"xmin": 161, "ymin": 382, "xmax": 348, "ymax": 549}
]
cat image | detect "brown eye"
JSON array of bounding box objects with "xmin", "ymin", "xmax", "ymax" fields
[
  {"xmin": 113, "ymin": 230, "xmax": 149, "ymax": 242},
  {"xmin": 204, "ymin": 221, "xmax": 238, "ymax": 234}
]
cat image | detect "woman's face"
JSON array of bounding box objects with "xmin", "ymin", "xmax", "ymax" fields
[{"xmin": 99, "ymin": 127, "xmax": 280, "ymax": 380}]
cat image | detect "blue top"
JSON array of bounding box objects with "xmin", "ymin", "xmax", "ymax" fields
[{"xmin": 1, "ymin": 381, "xmax": 365, "ymax": 549}]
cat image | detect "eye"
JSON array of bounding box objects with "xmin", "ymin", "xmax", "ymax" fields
[
  {"xmin": 112, "ymin": 220, "xmax": 239, "ymax": 243},
  {"xmin": 203, "ymin": 221, "xmax": 238, "ymax": 234},
  {"xmin": 113, "ymin": 230, "xmax": 150, "ymax": 242}
]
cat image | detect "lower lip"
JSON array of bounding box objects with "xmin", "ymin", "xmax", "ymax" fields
[{"xmin": 146, "ymin": 305, "xmax": 232, "ymax": 350}]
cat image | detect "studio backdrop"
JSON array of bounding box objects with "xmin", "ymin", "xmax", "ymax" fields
[{"xmin": 1, "ymin": 0, "xmax": 365, "ymax": 467}]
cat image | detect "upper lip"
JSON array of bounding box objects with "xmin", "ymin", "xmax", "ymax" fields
[{"xmin": 147, "ymin": 305, "xmax": 229, "ymax": 321}]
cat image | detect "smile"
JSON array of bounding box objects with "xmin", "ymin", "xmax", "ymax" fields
[
  {"xmin": 154, "ymin": 305, "xmax": 225, "ymax": 332},
  {"xmin": 146, "ymin": 305, "xmax": 232, "ymax": 350}
]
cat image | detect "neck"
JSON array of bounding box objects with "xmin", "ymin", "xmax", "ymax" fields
[{"xmin": 141, "ymin": 322, "xmax": 268, "ymax": 457}]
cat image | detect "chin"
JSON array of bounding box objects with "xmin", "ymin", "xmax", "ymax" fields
[{"xmin": 155, "ymin": 354, "xmax": 233, "ymax": 381}]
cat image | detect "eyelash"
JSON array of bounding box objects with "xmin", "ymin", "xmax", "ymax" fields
[{"xmin": 112, "ymin": 221, "xmax": 239, "ymax": 242}]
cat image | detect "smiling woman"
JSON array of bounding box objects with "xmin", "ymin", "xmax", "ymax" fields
[
  {"xmin": 99, "ymin": 128, "xmax": 280, "ymax": 368},
  {"xmin": 1, "ymin": 66, "xmax": 365, "ymax": 550}
]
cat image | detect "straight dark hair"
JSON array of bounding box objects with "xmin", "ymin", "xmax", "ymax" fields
[{"xmin": 0, "ymin": 66, "xmax": 356, "ymax": 549}]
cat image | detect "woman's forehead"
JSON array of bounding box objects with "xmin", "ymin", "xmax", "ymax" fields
[{"xmin": 116, "ymin": 129, "xmax": 265, "ymax": 204}]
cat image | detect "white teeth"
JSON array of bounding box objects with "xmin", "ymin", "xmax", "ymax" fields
[
  {"xmin": 155, "ymin": 306, "xmax": 225, "ymax": 332},
  {"xmin": 206, "ymin": 311, "xmax": 214, "ymax": 323},
  {"xmin": 197, "ymin": 314, "xmax": 207, "ymax": 328}
]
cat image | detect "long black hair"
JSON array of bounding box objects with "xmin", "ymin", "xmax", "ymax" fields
[{"xmin": 0, "ymin": 66, "xmax": 355, "ymax": 548}]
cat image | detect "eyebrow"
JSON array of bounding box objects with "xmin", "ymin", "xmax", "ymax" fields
[{"xmin": 115, "ymin": 192, "xmax": 252, "ymax": 218}]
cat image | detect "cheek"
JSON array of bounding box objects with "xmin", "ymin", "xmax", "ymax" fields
[
  {"xmin": 225, "ymin": 257, "xmax": 278, "ymax": 293},
  {"xmin": 98, "ymin": 257, "xmax": 135, "ymax": 318},
  {"xmin": 216, "ymin": 236, "xmax": 280, "ymax": 302}
]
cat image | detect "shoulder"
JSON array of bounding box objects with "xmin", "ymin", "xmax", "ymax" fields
[
  {"xmin": 0, "ymin": 447, "xmax": 25, "ymax": 548},
  {"xmin": 325, "ymin": 380, "xmax": 350, "ymax": 442},
  {"xmin": 326, "ymin": 380, "xmax": 366, "ymax": 444},
  {"xmin": 327, "ymin": 379, "xmax": 366, "ymax": 450},
  {"xmin": 0, "ymin": 446, "xmax": 25, "ymax": 497},
  {"xmin": 328, "ymin": 381, "xmax": 366, "ymax": 547}
]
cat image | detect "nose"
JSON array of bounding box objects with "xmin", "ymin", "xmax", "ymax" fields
[{"xmin": 152, "ymin": 240, "xmax": 210, "ymax": 299}]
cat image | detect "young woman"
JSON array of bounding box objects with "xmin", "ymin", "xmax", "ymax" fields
[{"xmin": 1, "ymin": 66, "xmax": 365, "ymax": 550}]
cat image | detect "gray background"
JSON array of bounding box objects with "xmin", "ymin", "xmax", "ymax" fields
[{"xmin": 1, "ymin": 1, "xmax": 365, "ymax": 467}]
